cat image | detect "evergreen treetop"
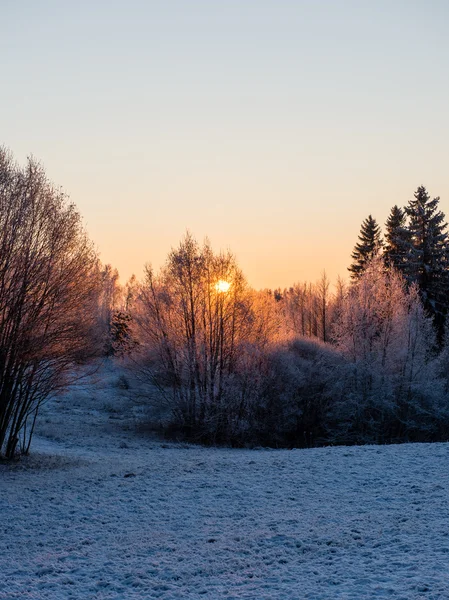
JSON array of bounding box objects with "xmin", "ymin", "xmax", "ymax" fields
[
  {"xmin": 403, "ymin": 186, "xmax": 449, "ymax": 340},
  {"xmin": 348, "ymin": 214, "xmax": 383, "ymax": 280},
  {"xmin": 384, "ymin": 205, "xmax": 410, "ymax": 273}
]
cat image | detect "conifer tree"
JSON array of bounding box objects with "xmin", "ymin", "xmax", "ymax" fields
[
  {"xmin": 404, "ymin": 186, "xmax": 449, "ymax": 336},
  {"xmin": 348, "ymin": 215, "xmax": 383, "ymax": 280},
  {"xmin": 384, "ymin": 205, "xmax": 410, "ymax": 273}
]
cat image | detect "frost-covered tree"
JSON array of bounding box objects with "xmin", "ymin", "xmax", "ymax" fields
[
  {"xmin": 0, "ymin": 149, "xmax": 101, "ymax": 458},
  {"xmin": 404, "ymin": 186, "xmax": 449, "ymax": 336},
  {"xmin": 348, "ymin": 215, "xmax": 383, "ymax": 280},
  {"xmin": 334, "ymin": 256, "xmax": 441, "ymax": 442},
  {"xmin": 384, "ymin": 205, "xmax": 410, "ymax": 273}
]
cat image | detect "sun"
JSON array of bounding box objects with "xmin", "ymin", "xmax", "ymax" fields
[{"xmin": 215, "ymin": 279, "xmax": 231, "ymax": 293}]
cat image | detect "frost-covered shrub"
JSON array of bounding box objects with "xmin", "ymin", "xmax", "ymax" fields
[{"xmin": 251, "ymin": 338, "xmax": 343, "ymax": 447}]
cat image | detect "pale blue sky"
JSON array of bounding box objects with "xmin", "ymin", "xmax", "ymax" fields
[{"xmin": 2, "ymin": 1, "xmax": 449, "ymax": 288}]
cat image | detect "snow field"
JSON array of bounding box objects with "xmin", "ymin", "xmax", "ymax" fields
[{"xmin": 1, "ymin": 365, "xmax": 449, "ymax": 599}]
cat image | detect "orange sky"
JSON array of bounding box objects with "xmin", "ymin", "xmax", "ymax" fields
[{"xmin": 3, "ymin": 1, "xmax": 449, "ymax": 289}]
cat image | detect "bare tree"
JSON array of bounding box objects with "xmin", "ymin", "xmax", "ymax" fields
[
  {"xmin": 130, "ymin": 233, "xmax": 279, "ymax": 442},
  {"xmin": 0, "ymin": 149, "xmax": 101, "ymax": 458},
  {"xmin": 283, "ymin": 275, "xmax": 333, "ymax": 343},
  {"xmin": 316, "ymin": 271, "xmax": 330, "ymax": 342}
]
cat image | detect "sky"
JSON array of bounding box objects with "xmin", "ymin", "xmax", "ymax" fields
[{"xmin": 2, "ymin": 1, "xmax": 449, "ymax": 289}]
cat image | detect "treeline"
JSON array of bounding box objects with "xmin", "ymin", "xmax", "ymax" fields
[
  {"xmin": 1, "ymin": 146, "xmax": 449, "ymax": 458},
  {"xmin": 349, "ymin": 187, "xmax": 449, "ymax": 340},
  {"xmin": 111, "ymin": 235, "xmax": 449, "ymax": 448}
]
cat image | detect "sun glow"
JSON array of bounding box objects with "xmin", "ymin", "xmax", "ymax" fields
[{"xmin": 215, "ymin": 280, "xmax": 231, "ymax": 293}]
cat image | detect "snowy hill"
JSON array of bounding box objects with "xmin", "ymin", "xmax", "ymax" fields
[{"xmin": 1, "ymin": 362, "xmax": 449, "ymax": 599}]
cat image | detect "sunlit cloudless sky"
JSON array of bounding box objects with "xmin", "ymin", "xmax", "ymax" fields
[{"xmin": 2, "ymin": 1, "xmax": 449, "ymax": 288}]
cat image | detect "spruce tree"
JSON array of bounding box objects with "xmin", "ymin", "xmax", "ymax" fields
[
  {"xmin": 384, "ymin": 205, "xmax": 410, "ymax": 273},
  {"xmin": 348, "ymin": 215, "xmax": 383, "ymax": 280},
  {"xmin": 404, "ymin": 186, "xmax": 449, "ymax": 337}
]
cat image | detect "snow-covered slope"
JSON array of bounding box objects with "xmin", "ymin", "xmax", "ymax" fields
[{"xmin": 1, "ymin": 362, "xmax": 449, "ymax": 599}]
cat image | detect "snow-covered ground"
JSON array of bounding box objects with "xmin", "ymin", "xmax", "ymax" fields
[{"xmin": 1, "ymin": 362, "xmax": 449, "ymax": 599}]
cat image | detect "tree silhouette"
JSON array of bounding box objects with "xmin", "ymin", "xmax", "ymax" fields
[
  {"xmin": 384, "ymin": 205, "xmax": 410, "ymax": 274},
  {"xmin": 404, "ymin": 186, "xmax": 449, "ymax": 337},
  {"xmin": 348, "ymin": 215, "xmax": 383, "ymax": 280}
]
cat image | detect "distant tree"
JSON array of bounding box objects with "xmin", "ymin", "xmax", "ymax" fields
[
  {"xmin": 404, "ymin": 186, "xmax": 449, "ymax": 337},
  {"xmin": 348, "ymin": 215, "xmax": 383, "ymax": 280},
  {"xmin": 283, "ymin": 283, "xmax": 314, "ymax": 338},
  {"xmin": 0, "ymin": 149, "xmax": 101, "ymax": 459},
  {"xmin": 99, "ymin": 264, "xmax": 121, "ymax": 355},
  {"xmin": 316, "ymin": 271, "xmax": 330, "ymax": 342},
  {"xmin": 124, "ymin": 275, "xmax": 137, "ymax": 312},
  {"xmin": 384, "ymin": 205, "xmax": 410, "ymax": 273},
  {"xmin": 329, "ymin": 276, "xmax": 347, "ymax": 340},
  {"xmin": 282, "ymin": 275, "xmax": 336, "ymax": 343}
]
